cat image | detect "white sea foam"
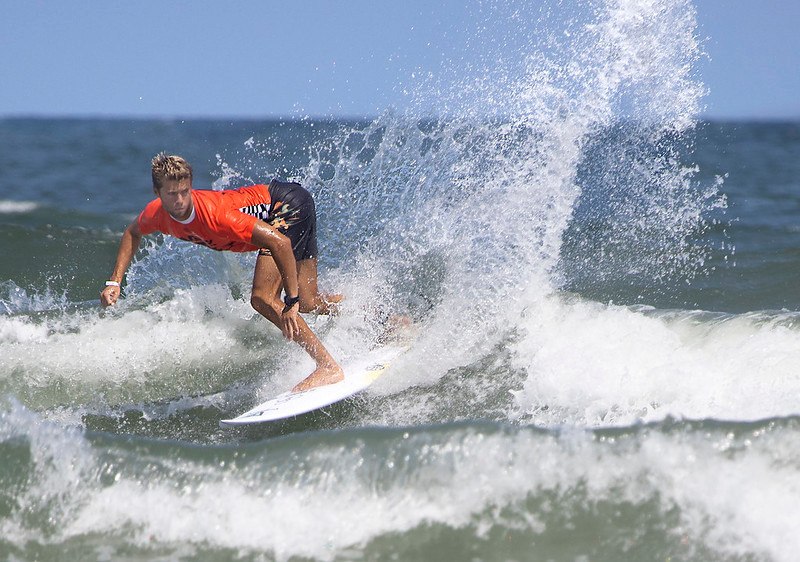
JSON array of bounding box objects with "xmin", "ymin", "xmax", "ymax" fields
[
  {"xmin": 2, "ymin": 400, "xmax": 798, "ymax": 561},
  {"xmin": 0, "ymin": 283, "xmax": 280, "ymax": 408},
  {"xmin": 0, "ymin": 199, "xmax": 38, "ymax": 214},
  {"xmin": 511, "ymin": 296, "xmax": 800, "ymax": 426}
]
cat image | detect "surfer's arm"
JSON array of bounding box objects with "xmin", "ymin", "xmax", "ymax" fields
[
  {"xmin": 250, "ymin": 221, "xmax": 301, "ymax": 339},
  {"xmin": 100, "ymin": 219, "xmax": 143, "ymax": 307}
]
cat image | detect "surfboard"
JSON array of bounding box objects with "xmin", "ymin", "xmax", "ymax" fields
[{"xmin": 219, "ymin": 344, "xmax": 408, "ymax": 426}]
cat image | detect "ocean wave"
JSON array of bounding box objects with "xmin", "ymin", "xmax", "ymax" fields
[
  {"xmin": 2, "ymin": 402, "xmax": 799, "ymax": 561},
  {"xmin": 5, "ymin": 273, "xmax": 800, "ymax": 433},
  {"xmin": 511, "ymin": 296, "xmax": 800, "ymax": 427}
]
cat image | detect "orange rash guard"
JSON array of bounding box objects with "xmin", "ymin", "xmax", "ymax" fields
[{"xmin": 137, "ymin": 185, "xmax": 272, "ymax": 252}]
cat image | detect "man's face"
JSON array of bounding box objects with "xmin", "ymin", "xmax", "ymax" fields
[{"xmin": 156, "ymin": 178, "xmax": 193, "ymax": 221}]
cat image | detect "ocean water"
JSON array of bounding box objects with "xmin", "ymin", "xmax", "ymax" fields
[{"xmin": 2, "ymin": 0, "xmax": 800, "ymax": 560}]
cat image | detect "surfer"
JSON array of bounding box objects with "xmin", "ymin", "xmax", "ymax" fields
[{"xmin": 99, "ymin": 153, "xmax": 343, "ymax": 392}]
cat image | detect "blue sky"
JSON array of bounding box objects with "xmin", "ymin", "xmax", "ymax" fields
[{"xmin": 1, "ymin": 0, "xmax": 797, "ymax": 120}]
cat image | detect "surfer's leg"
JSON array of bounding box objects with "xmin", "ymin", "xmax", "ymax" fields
[
  {"xmin": 296, "ymin": 258, "xmax": 343, "ymax": 314},
  {"xmin": 266, "ymin": 183, "xmax": 342, "ymax": 316},
  {"xmin": 251, "ymin": 252, "xmax": 343, "ymax": 391}
]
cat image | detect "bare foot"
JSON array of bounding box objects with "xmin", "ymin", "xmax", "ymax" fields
[
  {"xmin": 291, "ymin": 364, "xmax": 344, "ymax": 393},
  {"xmin": 314, "ymin": 293, "xmax": 343, "ymax": 315},
  {"xmin": 377, "ymin": 314, "xmax": 412, "ymax": 344}
]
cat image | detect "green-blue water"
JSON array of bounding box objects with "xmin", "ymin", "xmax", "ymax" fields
[{"xmin": 3, "ymin": 1, "xmax": 800, "ymax": 560}]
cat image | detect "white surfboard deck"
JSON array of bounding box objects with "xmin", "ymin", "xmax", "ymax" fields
[{"xmin": 219, "ymin": 344, "xmax": 408, "ymax": 426}]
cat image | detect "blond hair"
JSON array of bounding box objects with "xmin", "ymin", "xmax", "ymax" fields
[{"xmin": 151, "ymin": 153, "xmax": 193, "ymax": 191}]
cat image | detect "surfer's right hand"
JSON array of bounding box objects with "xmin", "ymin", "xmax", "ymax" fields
[{"xmin": 100, "ymin": 286, "xmax": 120, "ymax": 307}]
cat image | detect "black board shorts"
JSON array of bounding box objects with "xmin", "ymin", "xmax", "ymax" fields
[{"xmin": 258, "ymin": 179, "xmax": 318, "ymax": 261}]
